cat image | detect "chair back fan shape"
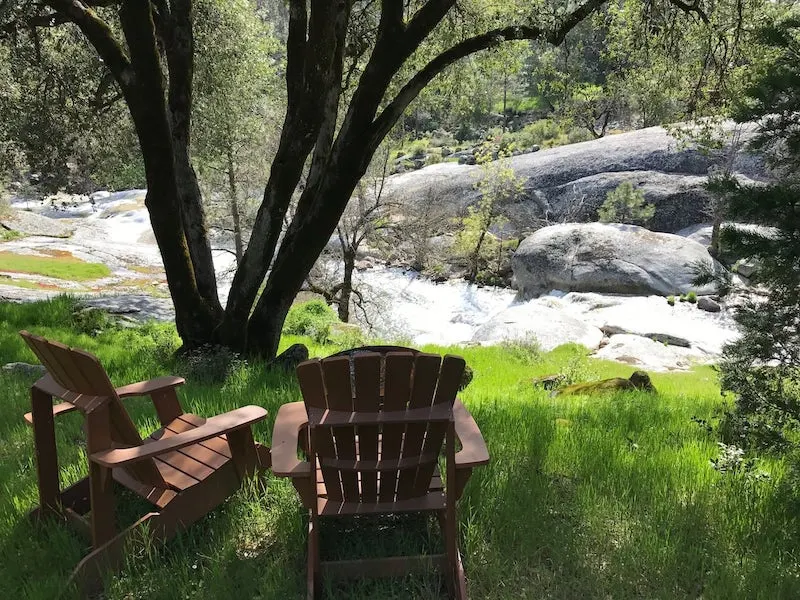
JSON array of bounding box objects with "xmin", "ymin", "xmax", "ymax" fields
[
  {"xmin": 20, "ymin": 330, "xmax": 166, "ymax": 488},
  {"xmin": 297, "ymin": 351, "xmax": 465, "ymax": 511}
]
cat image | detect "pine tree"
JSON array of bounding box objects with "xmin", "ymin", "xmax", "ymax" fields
[
  {"xmin": 597, "ymin": 181, "xmax": 655, "ymax": 225},
  {"xmin": 718, "ymin": 13, "xmax": 800, "ymax": 458}
]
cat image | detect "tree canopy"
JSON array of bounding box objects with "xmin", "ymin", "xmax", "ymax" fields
[{"xmin": 0, "ymin": 0, "xmax": 766, "ymax": 357}]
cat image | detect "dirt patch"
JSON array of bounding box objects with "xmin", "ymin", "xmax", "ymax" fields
[
  {"xmin": 37, "ymin": 248, "xmax": 75, "ymax": 258},
  {"xmin": 129, "ymin": 264, "xmax": 163, "ymax": 275}
]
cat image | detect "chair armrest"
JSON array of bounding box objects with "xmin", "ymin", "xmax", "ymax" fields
[
  {"xmin": 24, "ymin": 402, "xmax": 76, "ymax": 425},
  {"xmin": 271, "ymin": 402, "xmax": 312, "ymax": 478},
  {"xmin": 90, "ymin": 406, "xmax": 267, "ymax": 468},
  {"xmin": 454, "ymin": 399, "xmax": 490, "ymax": 468},
  {"xmin": 115, "ymin": 375, "xmax": 185, "ymax": 398}
]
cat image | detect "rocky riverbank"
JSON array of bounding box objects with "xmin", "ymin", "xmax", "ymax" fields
[{"xmin": 1, "ymin": 123, "xmax": 759, "ymax": 371}]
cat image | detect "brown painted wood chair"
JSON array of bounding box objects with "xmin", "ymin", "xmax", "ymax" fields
[
  {"xmin": 272, "ymin": 347, "xmax": 489, "ymax": 599},
  {"xmin": 19, "ymin": 330, "xmax": 271, "ymax": 592}
]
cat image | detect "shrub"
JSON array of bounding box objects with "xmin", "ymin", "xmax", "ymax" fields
[
  {"xmin": 557, "ymin": 349, "xmax": 598, "ymax": 385},
  {"xmin": 0, "ymin": 185, "xmax": 9, "ymax": 218},
  {"xmin": 567, "ymin": 127, "xmax": 594, "ymax": 144},
  {"xmin": 686, "ymin": 291, "xmax": 697, "ymax": 303},
  {"xmin": 667, "ymin": 295, "xmax": 676, "ymax": 306},
  {"xmin": 329, "ymin": 322, "xmax": 367, "ymax": 350},
  {"xmin": 515, "ymin": 119, "xmax": 562, "ymax": 148},
  {"xmin": 429, "ymin": 128, "xmax": 456, "ymax": 147},
  {"xmin": 71, "ymin": 306, "xmax": 114, "ymax": 336},
  {"xmin": 426, "ymin": 151, "xmax": 443, "ymax": 165},
  {"xmin": 177, "ymin": 343, "xmax": 246, "ymax": 384},
  {"xmin": 283, "ymin": 299, "xmax": 338, "ymax": 344},
  {"xmin": 500, "ymin": 336, "xmax": 543, "ymax": 365},
  {"xmin": 408, "ymin": 139, "xmax": 429, "ymax": 158},
  {"xmin": 597, "ymin": 181, "xmax": 655, "ymax": 226}
]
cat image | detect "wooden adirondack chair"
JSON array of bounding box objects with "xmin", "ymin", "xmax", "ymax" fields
[
  {"xmin": 19, "ymin": 330, "xmax": 271, "ymax": 591},
  {"xmin": 272, "ymin": 347, "xmax": 489, "ymax": 599}
]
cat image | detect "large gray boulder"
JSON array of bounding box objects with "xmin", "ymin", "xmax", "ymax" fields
[
  {"xmin": 384, "ymin": 124, "xmax": 767, "ymax": 233},
  {"xmin": 512, "ymin": 223, "xmax": 725, "ymax": 298}
]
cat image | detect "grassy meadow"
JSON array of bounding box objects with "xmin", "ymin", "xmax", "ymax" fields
[
  {"xmin": 0, "ymin": 297, "xmax": 798, "ymax": 598},
  {"xmin": 0, "ymin": 251, "xmax": 111, "ymax": 281}
]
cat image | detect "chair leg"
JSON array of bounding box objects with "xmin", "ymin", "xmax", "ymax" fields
[
  {"xmin": 31, "ymin": 387, "xmax": 60, "ymax": 516},
  {"xmin": 89, "ymin": 462, "xmax": 116, "ymax": 549},
  {"xmin": 228, "ymin": 426, "xmax": 259, "ymax": 479},
  {"xmin": 70, "ymin": 512, "xmax": 161, "ymax": 596},
  {"xmin": 442, "ymin": 509, "xmax": 467, "ymax": 600},
  {"xmin": 307, "ymin": 513, "xmax": 321, "ymax": 600}
]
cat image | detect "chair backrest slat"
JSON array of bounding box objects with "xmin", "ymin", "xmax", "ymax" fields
[
  {"xmin": 298, "ymin": 348, "xmax": 465, "ymax": 507},
  {"xmin": 379, "ymin": 352, "xmax": 414, "ymax": 502},
  {"xmin": 414, "ymin": 355, "xmax": 465, "ymax": 492},
  {"xmin": 20, "ymin": 331, "xmax": 167, "ymax": 489},
  {"xmin": 297, "ymin": 360, "xmax": 341, "ymax": 501},
  {"xmin": 321, "ymin": 357, "xmax": 359, "ymax": 501},
  {"xmin": 353, "ymin": 353, "xmax": 381, "ymax": 502},
  {"xmin": 396, "ymin": 354, "xmax": 442, "ymax": 501}
]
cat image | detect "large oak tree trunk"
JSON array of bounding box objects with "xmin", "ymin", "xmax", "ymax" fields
[
  {"xmin": 119, "ymin": 0, "xmax": 221, "ymax": 346},
  {"xmin": 246, "ymin": 155, "xmax": 366, "ymax": 357}
]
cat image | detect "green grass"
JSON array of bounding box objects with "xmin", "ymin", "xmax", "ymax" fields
[
  {"xmin": 0, "ymin": 277, "xmax": 74, "ymax": 291},
  {"xmin": 0, "ymin": 229, "xmax": 24, "ymax": 242},
  {"xmin": 1, "ymin": 297, "xmax": 799, "ymax": 598},
  {"xmin": 0, "ymin": 251, "xmax": 111, "ymax": 281}
]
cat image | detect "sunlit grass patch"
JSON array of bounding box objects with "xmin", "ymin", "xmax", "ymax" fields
[
  {"xmin": 0, "ymin": 277, "xmax": 76, "ymax": 291},
  {"xmin": 0, "ymin": 250, "xmax": 111, "ymax": 281},
  {"xmin": 0, "ymin": 298, "xmax": 798, "ymax": 599}
]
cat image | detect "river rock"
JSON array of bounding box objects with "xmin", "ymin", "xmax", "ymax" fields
[
  {"xmin": 593, "ymin": 334, "xmax": 709, "ymax": 371},
  {"xmin": 512, "ymin": 223, "xmax": 725, "ymax": 298},
  {"xmin": 732, "ymin": 258, "xmax": 759, "ymax": 278},
  {"xmin": 677, "ymin": 222, "xmax": 779, "ymax": 248},
  {"xmin": 269, "ymin": 343, "xmax": 309, "ymax": 373},
  {"xmin": 471, "ymin": 302, "xmax": 604, "ymax": 351},
  {"xmin": 554, "ymin": 370, "xmax": 656, "ymax": 396},
  {"xmin": 697, "ymin": 296, "xmax": 721, "ymax": 313},
  {"xmin": 552, "ymin": 292, "xmax": 738, "ymax": 356},
  {"xmin": 2, "ymin": 362, "xmax": 46, "ymax": 376}
]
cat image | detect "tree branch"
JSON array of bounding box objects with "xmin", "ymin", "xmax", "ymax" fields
[
  {"xmin": 667, "ymin": 0, "xmax": 710, "ymax": 25},
  {"xmin": 44, "ymin": 0, "xmax": 133, "ymax": 90},
  {"xmin": 404, "ymin": 0, "xmax": 456, "ymax": 47},
  {"xmin": 370, "ymin": 23, "xmax": 546, "ymax": 146}
]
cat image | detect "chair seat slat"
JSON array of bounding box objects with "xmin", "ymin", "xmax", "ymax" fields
[
  {"xmin": 318, "ymin": 451, "xmax": 439, "ymax": 472},
  {"xmin": 318, "ymin": 491, "xmax": 445, "ymax": 516},
  {"xmin": 308, "ymin": 404, "xmax": 452, "ymax": 426}
]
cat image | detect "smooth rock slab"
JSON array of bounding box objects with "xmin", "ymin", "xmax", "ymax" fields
[
  {"xmin": 512, "ymin": 223, "xmax": 725, "ymax": 298},
  {"xmin": 593, "ymin": 334, "xmax": 710, "ymax": 371},
  {"xmin": 555, "ymin": 293, "xmax": 737, "ymax": 355},
  {"xmin": 0, "ymin": 210, "xmax": 74, "ymax": 238},
  {"xmin": 471, "ymin": 302, "xmax": 604, "ymax": 351}
]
